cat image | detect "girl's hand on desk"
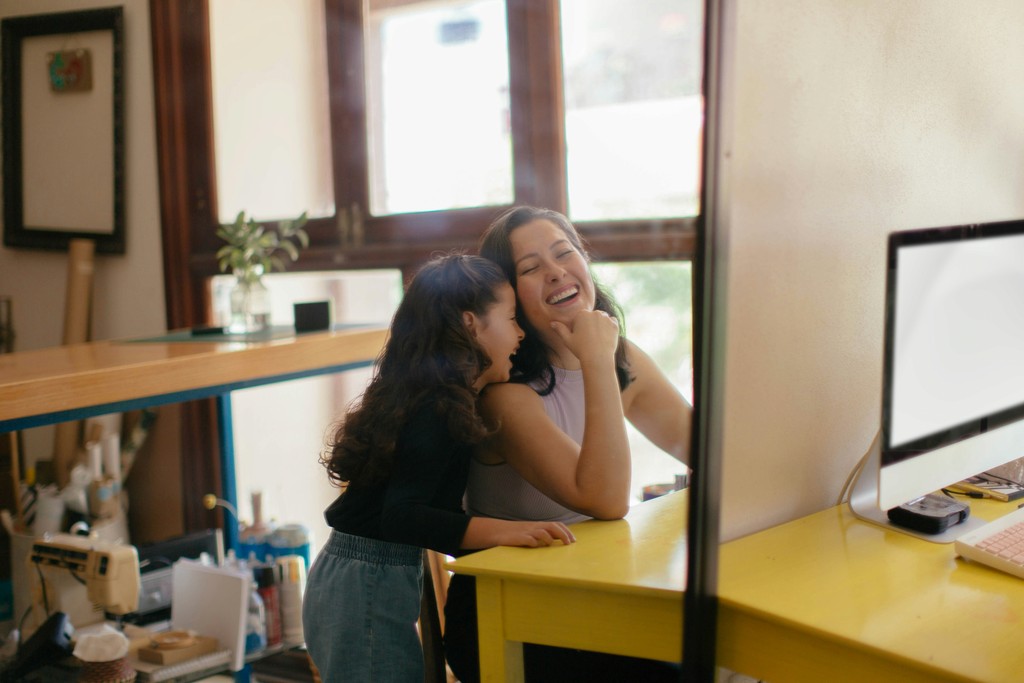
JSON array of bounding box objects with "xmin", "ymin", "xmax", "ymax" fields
[
  {"xmin": 508, "ymin": 520, "xmax": 576, "ymax": 547},
  {"xmin": 462, "ymin": 517, "xmax": 576, "ymax": 549}
]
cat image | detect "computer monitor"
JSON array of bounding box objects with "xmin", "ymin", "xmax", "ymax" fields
[{"xmin": 850, "ymin": 219, "xmax": 1024, "ymax": 542}]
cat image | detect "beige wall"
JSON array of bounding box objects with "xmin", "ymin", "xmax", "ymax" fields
[
  {"xmin": 0, "ymin": 0, "xmax": 165, "ymax": 352},
  {"xmin": 718, "ymin": 0, "xmax": 1024, "ymax": 541},
  {"xmin": 0, "ymin": 0, "xmax": 179, "ymax": 542}
]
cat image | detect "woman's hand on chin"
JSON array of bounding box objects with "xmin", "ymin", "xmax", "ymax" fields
[{"xmin": 550, "ymin": 309, "xmax": 619, "ymax": 366}]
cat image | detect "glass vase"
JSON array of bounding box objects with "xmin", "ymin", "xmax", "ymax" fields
[{"xmin": 228, "ymin": 269, "xmax": 271, "ymax": 334}]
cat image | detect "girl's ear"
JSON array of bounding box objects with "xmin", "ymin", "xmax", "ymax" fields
[{"xmin": 463, "ymin": 311, "xmax": 478, "ymax": 337}]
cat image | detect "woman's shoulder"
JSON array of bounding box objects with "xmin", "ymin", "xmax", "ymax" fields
[
  {"xmin": 478, "ymin": 381, "xmax": 541, "ymax": 414},
  {"xmin": 480, "ymin": 380, "xmax": 538, "ymax": 401}
]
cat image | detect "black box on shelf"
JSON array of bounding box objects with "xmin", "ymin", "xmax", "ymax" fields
[{"xmin": 293, "ymin": 301, "xmax": 332, "ymax": 333}]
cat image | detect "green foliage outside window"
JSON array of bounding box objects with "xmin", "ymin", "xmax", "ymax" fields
[{"xmin": 592, "ymin": 261, "xmax": 693, "ymax": 392}]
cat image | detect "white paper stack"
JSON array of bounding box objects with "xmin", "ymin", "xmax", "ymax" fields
[{"xmin": 170, "ymin": 559, "xmax": 250, "ymax": 671}]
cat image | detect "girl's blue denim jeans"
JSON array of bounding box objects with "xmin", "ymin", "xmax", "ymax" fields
[{"xmin": 303, "ymin": 530, "xmax": 423, "ymax": 682}]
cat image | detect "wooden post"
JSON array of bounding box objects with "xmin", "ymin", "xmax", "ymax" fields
[{"xmin": 52, "ymin": 239, "xmax": 96, "ymax": 487}]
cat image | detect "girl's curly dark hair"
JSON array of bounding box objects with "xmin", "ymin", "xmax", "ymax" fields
[
  {"xmin": 320, "ymin": 253, "xmax": 508, "ymax": 488},
  {"xmin": 479, "ymin": 206, "xmax": 632, "ymax": 395}
]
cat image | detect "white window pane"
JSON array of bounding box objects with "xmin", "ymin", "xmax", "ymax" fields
[
  {"xmin": 591, "ymin": 261, "xmax": 693, "ymax": 502},
  {"xmin": 365, "ymin": 0, "xmax": 513, "ymax": 216},
  {"xmin": 561, "ymin": 0, "xmax": 703, "ymax": 221},
  {"xmin": 208, "ymin": 269, "xmax": 403, "ymax": 555},
  {"xmin": 210, "ymin": 0, "xmax": 335, "ymax": 223}
]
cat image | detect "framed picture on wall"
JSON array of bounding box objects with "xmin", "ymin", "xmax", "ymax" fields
[{"xmin": 1, "ymin": 7, "xmax": 125, "ymax": 254}]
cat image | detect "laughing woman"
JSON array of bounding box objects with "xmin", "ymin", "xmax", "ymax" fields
[{"xmin": 444, "ymin": 207, "xmax": 692, "ymax": 683}]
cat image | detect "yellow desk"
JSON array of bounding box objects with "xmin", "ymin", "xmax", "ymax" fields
[
  {"xmin": 718, "ymin": 498, "xmax": 1024, "ymax": 683},
  {"xmin": 446, "ymin": 491, "xmax": 687, "ymax": 683}
]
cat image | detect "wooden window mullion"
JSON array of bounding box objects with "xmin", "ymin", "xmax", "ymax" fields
[{"xmin": 507, "ymin": 0, "xmax": 566, "ymax": 213}]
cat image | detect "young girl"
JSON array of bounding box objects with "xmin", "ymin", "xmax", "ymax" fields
[{"xmin": 302, "ymin": 253, "xmax": 575, "ymax": 682}]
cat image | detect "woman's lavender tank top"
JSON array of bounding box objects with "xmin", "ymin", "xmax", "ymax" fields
[{"xmin": 464, "ymin": 367, "xmax": 590, "ymax": 524}]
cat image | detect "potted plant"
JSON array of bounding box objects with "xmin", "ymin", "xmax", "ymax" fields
[{"xmin": 216, "ymin": 210, "xmax": 309, "ymax": 333}]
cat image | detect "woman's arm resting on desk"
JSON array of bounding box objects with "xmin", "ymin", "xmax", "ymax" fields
[{"xmin": 621, "ymin": 340, "xmax": 692, "ymax": 466}]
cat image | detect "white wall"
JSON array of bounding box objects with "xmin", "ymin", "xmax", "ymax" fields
[
  {"xmin": 225, "ymin": 270, "xmax": 401, "ymax": 556},
  {"xmin": 0, "ymin": 0, "xmax": 165, "ymax": 353},
  {"xmin": 719, "ymin": 0, "xmax": 1024, "ymax": 541}
]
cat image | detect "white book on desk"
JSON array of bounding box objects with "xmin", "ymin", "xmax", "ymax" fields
[
  {"xmin": 133, "ymin": 648, "xmax": 232, "ymax": 682},
  {"xmin": 171, "ymin": 559, "xmax": 250, "ymax": 671}
]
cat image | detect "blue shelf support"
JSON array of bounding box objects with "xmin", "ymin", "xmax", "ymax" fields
[{"xmin": 216, "ymin": 392, "xmax": 241, "ymax": 555}]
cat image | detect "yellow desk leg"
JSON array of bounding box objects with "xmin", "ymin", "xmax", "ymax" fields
[{"xmin": 476, "ymin": 576, "xmax": 524, "ymax": 683}]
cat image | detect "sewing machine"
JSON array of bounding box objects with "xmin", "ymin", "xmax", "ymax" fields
[
  {"xmin": 29, "ymin": 534, "xmax": 140, "ymax": 618},
  {"xmin": 0, "ymin": 537, "xmax": 140, "ymax": 681}
]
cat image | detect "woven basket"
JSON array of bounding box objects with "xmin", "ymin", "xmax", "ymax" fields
[{"xmin": 78, "ymin": 656, "xmax": 137, "ymax": 683}]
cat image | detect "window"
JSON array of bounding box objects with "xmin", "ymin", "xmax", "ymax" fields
[
  {"xmin": 560, "ymin": 0, "xmax": 702, "ymax": 221},
  {"xmin": 364, "ymin": 0, "xmax": 513, "ymax": 215},
  {"xmin": 204, "ymin": 0, "xmax": 700, "ymax": 264},
  {"xmin": 209, "ymin": 0, "xmax": 335, "ymax": 224},
  {"xmin": 318, "ymin": 0, "xmax": 701, "ymax": 260}
]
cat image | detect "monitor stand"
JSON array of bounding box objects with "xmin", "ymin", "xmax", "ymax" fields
[{"xmin": 848, "ymin": 434, "xmax": 988, "ymax": 544}]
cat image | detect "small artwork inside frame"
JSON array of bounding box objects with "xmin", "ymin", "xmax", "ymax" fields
[
  {"xmin": 1, "ymin": 7, "xmax": 125, "ymax": 254},
  {"xmin": 48, "ymin": 49, "xmax": 94, "ymax": 93}
]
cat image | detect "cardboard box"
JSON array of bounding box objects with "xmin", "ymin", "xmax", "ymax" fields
[
  {"xmin": 87, "ymin": 478, "xmax": 121, "ymax": 520},
  {"xmin": 138, "ymin": 634, "xmax": 219, "ymax": 665}
]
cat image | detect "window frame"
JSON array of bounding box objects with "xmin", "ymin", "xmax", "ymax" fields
[
  {"xmin": 157, "ymin": 0, "xmax": 696, "ymax": 298},
  {"xmin": 319, "ymin": 0, "xmax": 566, "ymax": 245},
  {"xmin": 321, "ymin": 0, "xmax": 696, "ymax": 257}
]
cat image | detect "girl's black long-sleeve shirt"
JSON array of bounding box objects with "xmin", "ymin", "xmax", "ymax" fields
[{"xmin": 323, "ymin": 400, "xmax": 472, "ymax": 557}]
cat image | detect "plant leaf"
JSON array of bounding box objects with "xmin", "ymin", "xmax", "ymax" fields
[
  {"xmin": 217, "ymin": 208, "xmax": 310, "ymax": 274},
  {"xmin": 280, "ymin": 241, "xmax": 299, "ymax": 261}
]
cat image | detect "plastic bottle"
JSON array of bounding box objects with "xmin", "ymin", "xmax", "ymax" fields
[
  {"xmin": 255, "ymin": 564, "xmax": 282, "ymax": 647},
  {"xmin": 244, "ymin": 584, "xmax": 267, "ymax": 653},
  {"xmin": 268, "ymin": 523, "xmax": 312, "ymax": 570}
]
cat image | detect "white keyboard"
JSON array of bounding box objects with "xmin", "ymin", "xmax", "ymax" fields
[{"xmin": 955, "ymin": 504, "xmax": 1024, "ymax": 579}]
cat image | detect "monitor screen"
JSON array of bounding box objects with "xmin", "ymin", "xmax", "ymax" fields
[{"xmin": 876, "ymin": 219, "xmax": 1024, "ymax": 512}]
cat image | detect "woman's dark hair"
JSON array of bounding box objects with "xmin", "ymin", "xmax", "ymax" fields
[
  {"xmin": 479, "ymin": 206, "xmax": 632, "ymax": 395},
  {"xmin": 320, "ymin": 253, "xmax": 508, "ymax": 487}
]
